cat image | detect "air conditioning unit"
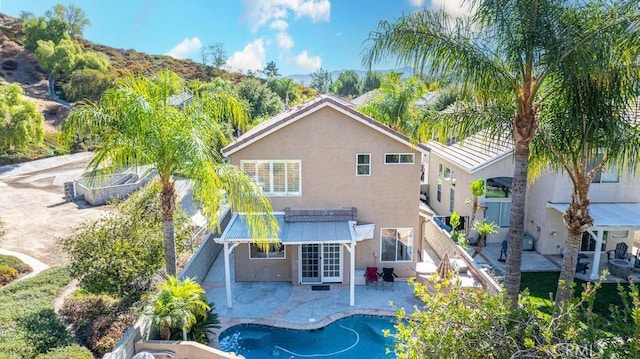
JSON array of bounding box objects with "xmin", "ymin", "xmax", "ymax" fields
[{"xmin": 522, "ymin": 233, "xmax": 535, "ymax": 251}]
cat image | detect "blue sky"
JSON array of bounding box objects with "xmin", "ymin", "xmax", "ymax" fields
[{"xmin": 1, "ymin": 0, "xmax": 470, "ymax": 75}]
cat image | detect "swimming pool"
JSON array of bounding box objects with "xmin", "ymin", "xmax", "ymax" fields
[{"xmin": 218, "ymin": 315, "xmax": 397, "ymax": 358}]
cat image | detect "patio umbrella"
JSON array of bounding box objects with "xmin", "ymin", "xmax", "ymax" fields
[{"xmin": 436, "ymin": 252, "xmax": 454, "ymax": 280}]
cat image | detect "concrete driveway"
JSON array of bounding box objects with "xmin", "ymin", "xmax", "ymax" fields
[{"xmin": 0, "ymin": 153, "xmax": 111, "ymax": 266}]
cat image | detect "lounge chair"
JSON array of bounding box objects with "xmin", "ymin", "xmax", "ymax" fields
[
  {"xmin": 606, "ymin": 242, "xmax": 628, "ymax": 263},
  {"xmin": 379, "ymin": 267, "xmax": 398, "ymax": 290},
  {"xmin": 364, "ymin": 266, "xmax": 379, "ymax": 289}
]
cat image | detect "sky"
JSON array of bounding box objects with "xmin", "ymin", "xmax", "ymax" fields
[{"xmin": 1, "ymin": 0, "xmax": 471, "ymax": 76}]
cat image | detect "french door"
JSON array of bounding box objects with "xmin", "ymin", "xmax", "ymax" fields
[{"xmin": 300, "ymin": 243, "xmax": 342, "ymax": 283}]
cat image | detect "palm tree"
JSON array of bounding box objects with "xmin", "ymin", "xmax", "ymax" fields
[
  {"xmin": 63, "ymin": 70, "xmax": 277, "ymax": 276},
  {"xmin": 357, "ymin": 72, "xmax": 426, "ymax": 134},
  {"xmin": 268, "ymin": 78, "xmax": 299, "ymax": 108},
  {"xmin": 146, "ymin": 276, "xmax": 210, "ymax": 340},
  {"xmin": 362, "ymin": 0, "xmax": 635, "ymax": 308},
  {"xmin": 530, "ymin": 3, "xmax": 640, "ymax": 304},
  {"xmin": 472, "ymin": 219, "xmax": 498, "ymax": 258}
]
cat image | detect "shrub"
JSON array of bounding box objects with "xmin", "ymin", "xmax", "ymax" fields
[
  {"xmin": 21, "ymin": 309, "xmax": 73, "ymax": 354},
  {"xmin": 0, "ymin": 264, "xmax": 19, "ymax": 285},
  {"xmin": 0, "ymin": 254, "xmax": 33, "ymax": 274},
  {"xmin": 36, "ymin": 345, "xmax": 94, "ymax": 359}
]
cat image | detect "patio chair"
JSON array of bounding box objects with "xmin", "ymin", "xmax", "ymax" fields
[
  {"xmin": 379, "ymin": 267, "xmax": 398, "ymax": 290},
  {"xmin": 364, "ymin": 266, "xmax": 380, "ymax": 289},
  {"xmin": 498, "ymin": 240, "xmax": 508, "ymax": 262},
  {"xmin": 606, "ymin": 242, "xmax": 628, "ymax": 263}
]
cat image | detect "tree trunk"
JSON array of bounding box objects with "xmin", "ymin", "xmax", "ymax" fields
[
  {"xmin": 471, "ymin": 235, "xmax": 485, "ymax": 258},
  {"xmin": 504, "ymin": 139, "xmax": 531, "ymax": 309},
  {"xmin": 556, "ymin": 184, "xmax": 593, "ymax": 304},
  {"xmin": 160, "ymin": 325, "xmax": 171, "ymax": 340},
  {"xmin": 161, "ymin": 182, "xmax": 177, "ymax": 276}
]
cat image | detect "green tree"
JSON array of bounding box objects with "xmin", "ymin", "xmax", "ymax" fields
[
  {"xmin": 22, "ymin": 17, "xmax": 68, "ymax": 51},
  {"xmin": 0, "ymin": 84, "xmax": 44, "ymax": 151},
  {"xmin": 18, "ymin": 11, "xmax": 35, "ymax": 21},
  {"xmin": 267, "ymin": 78, "xmax": 299, "ymax": 108},
  {"xmin": 357, "ymin": 72, "xmax": 425, "ymax": 134},
  {"xmin": 362, "ymin": 70, "xmax": 383, "ymax": 92},
  {"xmin": 45, "ymin": 3, "xmax": 90, "ymax": 39},
  {"xmin": 262, "ymin": 60, "xmax": 280, "ymax": 79},
  {"xmin": 145, "ymin": 276, "xmax": 210, "ymax": 341},
  {"xmin": 63, "ymin": 69, "xmax": 114, "ymax": 102},
  {"xmin": 471, "ymin": 219, "xmax": 498, "ymax": 258},
  {"xmin": 235, "ymin": 77, "xmax": 283, "ymax": 122},
  {"xmin": 35, "ymin": 39, "xmax": 109, "ymax": 76},
  {"xmin": 59, "ymin": 180, "xmax": 194, "ymax": 294},
  {"xmin": 529, "ymin": 3, "xmax": 640, "ymax": 304},
  {"xmin": 310, "ymin": 67, "xmax": 331, "ymax": 94},
  {"xmin": 334, "ymin": 70, "xmax": 362, "ymax": 98},
  {"xmin": 362, "ymin": 0, "xmax": 635, "ymax": 308},
  {"xmin": 201, "ymin": 42, "xmax": 227, "ymax": 69},
  {"xmin": 63, "ymin": 70, "xmax": 277, "ymax": 276}
]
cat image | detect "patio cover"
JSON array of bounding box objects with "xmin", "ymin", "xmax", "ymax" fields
[
  {"xmin": 547, "ymin": 203, "xmax": 640, "ymax": 230},
  {"xmin": 214, "ymin": 212, "xmax": 373, "ymax": 308},
  {"xmin": 548, "ymin": 202, "xmax": 640, "ymax": 280}
]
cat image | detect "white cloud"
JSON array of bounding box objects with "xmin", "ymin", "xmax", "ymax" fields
[
  {"xmin": 270, "ymin": 19, "xmax": 289, "ymax": 31},
  {"xmin": 165, "ymin": 37, "xmax": 202, "ymax": 59},
  {"xmin": 276, "ymin": 31, "xmax": 295, "ymax": 50},
  {"xmin": 408, "ymin": 0, "xmax": 426, "ymax": 7},
  {"xmin": 226, "ymin": 39, "xmax": 266, "ymax": 73},
  {"xmin": 294, "ymin": 50, "xmax": 321, "ymax": 72},
  {"xmin": 430, "ymin": 0, "xmax": 473, "ymax": 17},
  {"xmin": 243, "ymin": 0, "xmax": 331, "ymax": 32}
]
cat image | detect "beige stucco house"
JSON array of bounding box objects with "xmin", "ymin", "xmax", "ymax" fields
[
  {"xmin": 215, "ymin": 95, "xmax": 429, "ymax": 307},
  {"xmin": 425, "ymin": 130, "xmax": 640, "ymax": 280}
]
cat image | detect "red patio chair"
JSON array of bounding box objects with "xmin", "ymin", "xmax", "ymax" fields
[{"xmin": 364, "ymin": 267, "xmax": 379, "ymax": 289}]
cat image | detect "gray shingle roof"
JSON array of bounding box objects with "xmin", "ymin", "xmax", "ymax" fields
[{"xmin": 428, "ymin": 130, "xmax": 514, "ymax": 173}]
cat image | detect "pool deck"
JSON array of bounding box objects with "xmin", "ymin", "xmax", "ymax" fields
[{"xmin": 201, "ymin": 253, "xmax": 422, "ymax": 346}]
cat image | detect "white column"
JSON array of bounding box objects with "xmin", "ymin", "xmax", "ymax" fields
[
  {"xmin": 224, "ymin": 242, "xmax": 240, "ymax": 308},
  {"xmin": 588, "ymin": 229, "xmax": 603, "ymax": 280},
  {"xmin": 343, "ymin": 241, "xmax": 356, "ymax": 307}
]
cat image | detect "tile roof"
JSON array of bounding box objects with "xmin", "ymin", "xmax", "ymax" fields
[
  {"xmin": 427, "ymin": 130, "xmax": 514, "ymax": 173},
  {"xmin": 222, "ymin": 94, "xmax": 429, "ymax": 156}
]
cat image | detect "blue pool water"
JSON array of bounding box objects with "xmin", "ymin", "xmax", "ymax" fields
[{"xmin": 218, "ymin": 315, "xmax": 397, "ymax": 359}]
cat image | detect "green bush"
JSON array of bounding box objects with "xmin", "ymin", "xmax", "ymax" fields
[
  {"xmin": 0, "ymin": 254, "xmax": 33, "ymax": 274},
  {"xmin": 36, "ymin": 345, "xmax": 94, "ymax": 359},
  {"xmin": 0, "ymin": 264, "xmax": 19, "ymax": 285},
  {"xmin": 21, "ymin": 309, "xmax": 73, "ymax": 353}
]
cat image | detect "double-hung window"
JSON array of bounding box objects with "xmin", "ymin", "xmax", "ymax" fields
[
  {"xmin": 241, "ymin": 160, "xmax": 301, "ymax": 196},
  {"xmin": 380, "ymin": 228, "xmax": 413, "ymax": 262},
  {"xmin": 356, "ymin": 154, "xmax": 371, "ymax": 176}
]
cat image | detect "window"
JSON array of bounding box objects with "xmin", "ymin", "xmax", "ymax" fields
[
  {"xmin": 443, "ymin": 167, "xmax": 451, "ymax": 181},
  {"xmin": 241, "ymin": 160, "xmax": 301, "ymax": 196},
  {"xmin": 437, "ymin": 184, "xmax": 442, "ymax": 202},
  {"xmin": 380, "ymin": 228, "xmax": 413, "ymax": 262},
  {"xmin": 450, "ymin": 170, "xmax": 456, "ymax": 186},
  {"xmin": 249, "ymin": 243, "xmax": 285, "ymax": 259},
  {"xmin": 485, "ymin": 202, "xmax": 511, "ymax": 227},
  {"xmin": 580, "ymin": 232, "xmax": 607, "ymax": 252},
  {"xmin": 486, "ymin": 177, "xmax": 513, "ymax": 198},
  {"xmin": 385, "ymin": 153, "xmax": 414, "ymax": 164},
  {"xmin": 609, "ymin": 230, "xmax": 629, "ymax": 239},
  {"xmin": 589, "ymin": 152, "xmax": 619, "ymax": 183},
  {"xmin": 356, "ymin": 154, "xmax": 371, "ymax": 176},
  {"xmin": 438, "ymin": 164, "xmax": 443, "ymax": 178},
  {"xmin": 449, "ymin": 189, "xmax": 455, "ymax": 212}
]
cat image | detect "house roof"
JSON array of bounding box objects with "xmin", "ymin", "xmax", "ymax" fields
[
  {"xmin": 548, "ymin": 203, "xmax": 640, "ymax": 229},
  {"xmin": 427, "ymin": 130, "xmax": 514, "ymax": 173},
  {"xmin": 216, "ymin": 212, "xmax": 357, "ymax": 244},
  {"xmin": 222, "ymin": 94, "xmax": 429, "ymax": 156}
]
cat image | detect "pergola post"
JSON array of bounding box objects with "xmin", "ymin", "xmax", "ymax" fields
[
  {"xmin": 343, "ymin": 241, "xmax": 356, "ymax": 307},
  {"xmin": 224, "ymin": 242, "xmax": 240, "ymax": 308},
  {"xmin": 588, "ymin": 229, "xmax": 604, "ymax": 281}
]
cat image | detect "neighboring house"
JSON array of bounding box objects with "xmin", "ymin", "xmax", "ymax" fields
[
  {"xmin": 215, "ymin": 95, "xmax": 430, "ymax": 307},
  {"xmin": 426, "ymin": 131, "xmax": 640, "ymax": 280}
]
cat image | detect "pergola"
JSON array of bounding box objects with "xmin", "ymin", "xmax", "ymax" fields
[
  {"xmin": 548, "ymin": 203, "xmax": 640, "ymax": 280},
  {"xmin": 214, "ymin": 212, "xmax": 373, "ymax": 308}
]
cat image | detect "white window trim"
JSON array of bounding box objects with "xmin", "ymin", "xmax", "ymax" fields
[
  {"xmin": 240, "ymin": 160, "xmax": 302, "ymax": 196},
  {"xmin": 384, "ymin": 153, "xmax": 415, "ymax": 165},
  {"xmin": 248, "ymin": 243, "xmax": 286, "ymax": 260},
  {"xmin": 379, "ymin": 227, "xmax": 414, "ymax": 262},
  {"xmin": 356, "ymin": 153, "xmax": 371, "ymax": 176}
]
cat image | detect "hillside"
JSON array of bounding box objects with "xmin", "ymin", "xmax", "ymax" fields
[{"xmin": 0, "ymin": 13, "xmax": 244, "ymax": 132}]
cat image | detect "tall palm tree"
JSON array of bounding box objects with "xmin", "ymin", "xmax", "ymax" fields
[
  {"xmin": 530, "ymin": 3, "xmax": 640, "ymax": 304},
  {"xmin": 357, "ymin": 72, "xmax": 426, "ymax": 134},
  {"xmin": 63, "ymin": 70, "xmax": 277, "ymax": 276},
  {"xmin": 268, "ymin": 78, "xmax": 299, "ymax": 108},
  {"xmin": 362, "ymin": 0, "xmax": 635, "ymax": 307}
]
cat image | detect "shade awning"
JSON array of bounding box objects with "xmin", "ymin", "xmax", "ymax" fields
[
  {"xmin": 216, "ymin": 213, "xmax": 371, "ymax": 244},
  {"xmin": 547, "ymin": 203, "xmax": 640, "ymax": 229}
]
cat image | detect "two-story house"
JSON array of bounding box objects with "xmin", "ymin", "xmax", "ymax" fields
[
  {"xmin": 215, "ymin": 95, "xmax": 429, "ymax": 307},
  {"xmin": 426, "ymin": 131, "xmax": 640, "ymax": 280}
]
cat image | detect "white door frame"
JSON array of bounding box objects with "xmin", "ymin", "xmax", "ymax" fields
[{"xmin": 299, "ymin": 243, "xmax": 343, "ymax": 284}]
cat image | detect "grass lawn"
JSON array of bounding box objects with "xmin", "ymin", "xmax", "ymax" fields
[
  {"xmin": 0, "ymin": 266, "xmax": 93, "ymax": 359},
  {"xmin": 520, "ymin": 272, "xmax": 627, "ymax": 316}
]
